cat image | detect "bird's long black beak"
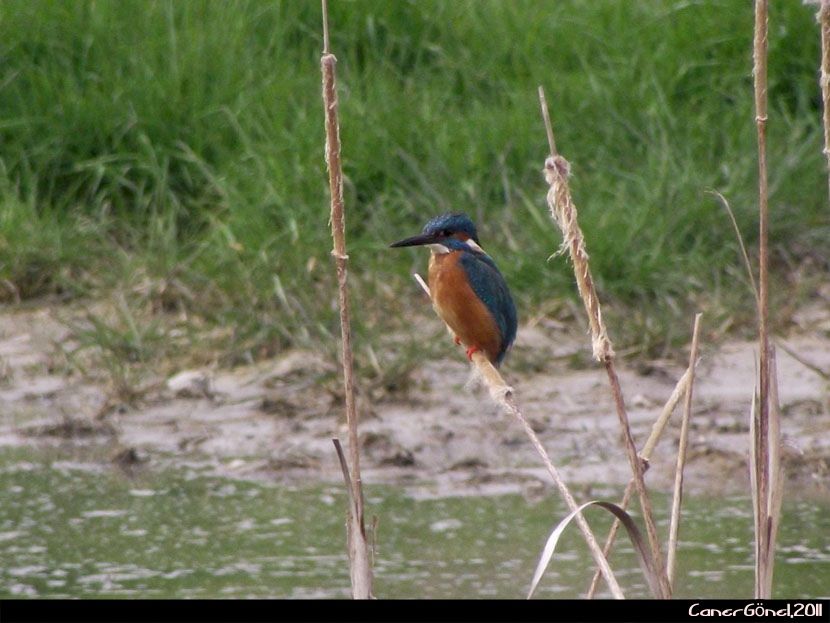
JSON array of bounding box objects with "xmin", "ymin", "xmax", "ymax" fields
[{"xmin": 389, "ymin": 232, "xmax": 438, "ymax": 248}]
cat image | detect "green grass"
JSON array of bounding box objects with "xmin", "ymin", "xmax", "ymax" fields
[{"xmin": 0, "ymin": 0, "xmax": 826, "ymax": 370}]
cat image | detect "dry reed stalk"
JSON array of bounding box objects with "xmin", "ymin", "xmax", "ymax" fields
[
  {"xmin": 754, "ymin": 0, "xmax": 771, "ymax": 458},
  {"xmin": 587, "ymin": 358, "xmax": 695, "ymax": 598},
  {"xmin": 752, "ymin": 0, "xmax": 781, "ymax": 600},
  {"xmin": 821, "ymin": 0, "xmax": 830, "ymax": 203},
  {"xmin": 709, "ymin": 180, "xmax": 786, "ymax": 590},
  {"xmin": 764, "ymin": 347, "xmax": 784, "ymax": 597},
  {"xmin": 538, "ymin": 86, "xmax": 670, "ymax": 599},
  {"xmin": 320, "ymin": 0, "xmax": 372, "ymax": 599},
  {"xmin": 750, "ymin": 345, "xmax": 784, "ymax": 599},
  {"xmin": 412, "ymin": 274, "xmax": 625, "ymax": 599},
  {"xmin": 666, "ymin": 313, "xmax": 703, "ymax": 590}
]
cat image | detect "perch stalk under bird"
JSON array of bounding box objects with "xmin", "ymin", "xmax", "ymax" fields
[{"xmin": 390, "ymin": 213, "xmax": 518, "ymax": 367}]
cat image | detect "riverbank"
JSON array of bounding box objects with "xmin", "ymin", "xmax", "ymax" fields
[{"xmin": 2, "ymin": 301, "xmax": 828, "ymax": 502}]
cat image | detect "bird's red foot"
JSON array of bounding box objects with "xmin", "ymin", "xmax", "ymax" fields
[
  {"xmin": 453, "ymin": 335, "xmax": 462, "ymax": 346},
  {"xmin": 466, "ymin": 345, "xmax": 481, "ymax": 361}
]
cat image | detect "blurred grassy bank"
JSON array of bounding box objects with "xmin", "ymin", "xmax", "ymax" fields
[{"xmin": 0, "ymin": 0, "xmax": 826, "ymax": 373}]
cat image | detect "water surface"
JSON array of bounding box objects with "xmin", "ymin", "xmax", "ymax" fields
[{"xmin": 1, "ymin": 447, "xmax": 828, "ymax": 599}]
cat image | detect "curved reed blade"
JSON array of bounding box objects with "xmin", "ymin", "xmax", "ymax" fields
[{"xmin": 528, "ymin": 500, "xmax": 661, "ymax": 600}]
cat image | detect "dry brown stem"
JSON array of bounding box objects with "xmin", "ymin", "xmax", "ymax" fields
[
  {"xmin": 752, "ymin": 0, "xmax": 779, "ymax": 600},
  {"xmin": 763, "ymin": 347, "xmax": 784, "ymax": 597},
  {"xmin": 821, "ymin": 0, "xmax": 830, "ymax": 203},
  {"xmin": 586, "ymin": 356, "xmax": 695, "ymax": 598},
  {"xmin": 320, "ymin": 0, "xmax": 372, "ymax": 599},
  {"xmin": 750, "ymin": 344, "xmax": 784, "ymax": 599},
  {"xmin": 666, "ymin": 313, "xmax": 703, "ymax": 589},
  {"xmin": 538, "ymin": 87, "xmax": 670, "ymax": 598},
  {"xmin": 474, "ymin": 353, "xmax": 625, "ymax": 599},
  {"xmin": 754, "ymin": 0, "xmax": 771, "ymax": 475}
]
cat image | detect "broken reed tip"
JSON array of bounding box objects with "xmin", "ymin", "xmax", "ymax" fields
[{"xmin": 544, "ymin": 155, "xmax": 571, "ymax": 180}]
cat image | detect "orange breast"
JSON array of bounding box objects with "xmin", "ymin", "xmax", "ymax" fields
[{"xmin": 428, "ymin": 251, "xmax": 502, "ymax": 364}]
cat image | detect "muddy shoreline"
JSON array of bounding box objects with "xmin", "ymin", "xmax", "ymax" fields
[{"xmin": 1, "ymin": 304, "xmax": 828, "ymax": 501}]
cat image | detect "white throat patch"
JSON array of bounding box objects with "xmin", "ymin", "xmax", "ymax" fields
[
  {"xmin": 428, "ymin": 239, "xmax": 485, "ymax": 255},
  {"xmin": 464, "ymin": 238, "xmax": 485, "ymax": 253}
]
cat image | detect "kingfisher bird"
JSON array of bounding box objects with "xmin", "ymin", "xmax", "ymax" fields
[{"xmin": 390, "ymin": 213, "xmax": 518, "ymax": 367}]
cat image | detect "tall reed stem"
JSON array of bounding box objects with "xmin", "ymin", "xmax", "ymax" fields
[
  {"xmin": 587, "ymin": 343, "xmax": 697, "ymax": 597},
  {"xmin": 666, "ymin": 313, "xmax": 702, "ymax": 588},
  {"xmin": 753, "ymin": 0, "xmax": 770, "ymax": 502},
  {"xmin": 473, "ymin": 353, "xmax": 625, "ymax": 599},
  {"xmin": 752, "ymin": 0, "xmax": 781, "ymax": 599},
  {"xmin": 820, "ymin": 0, "xmax": 830, "ymax": 203},
  {"xmin": 320, "ymin": 0, "xmax": 372, "ymax": 599},
  {"xmin": 539, "ymin": 87, "xmax": 670, "ymax": 599}
]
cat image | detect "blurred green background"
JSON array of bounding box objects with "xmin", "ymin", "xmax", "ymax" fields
[{"xmin": 0, "ymin": 0, "xmax": 826, "ymax": 368}]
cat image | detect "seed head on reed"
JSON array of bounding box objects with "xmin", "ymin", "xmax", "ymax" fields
[
  {"xmin": 543, "ymin": 156, "xmax": 613, "ymax": 362},
  {"xmin": 539, "ymin": 87, "xmax": 670, "ymax": 598}
]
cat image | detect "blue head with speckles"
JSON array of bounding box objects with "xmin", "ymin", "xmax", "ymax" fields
[
  {"xmin": 389, "ymin": 212, "xmax": 482, "ymax": 250},
  {"xmin": 421, "ymin": 213, "xmax": 480, "ymax": 245}
]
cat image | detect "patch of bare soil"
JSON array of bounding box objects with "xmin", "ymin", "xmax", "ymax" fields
[{"xmin": 1, "ymin": 302, "xmax": 828, "ymax": 501}]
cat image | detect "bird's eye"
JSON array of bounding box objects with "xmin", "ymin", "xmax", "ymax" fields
[{"xmin": 441, "ymin": 229, "xmax": 452, "ymax": 237}]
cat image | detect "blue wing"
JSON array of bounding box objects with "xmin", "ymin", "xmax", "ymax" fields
[{"xmin": 458, "ymin": 250, "xmax": 518, "ymax": 365}]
